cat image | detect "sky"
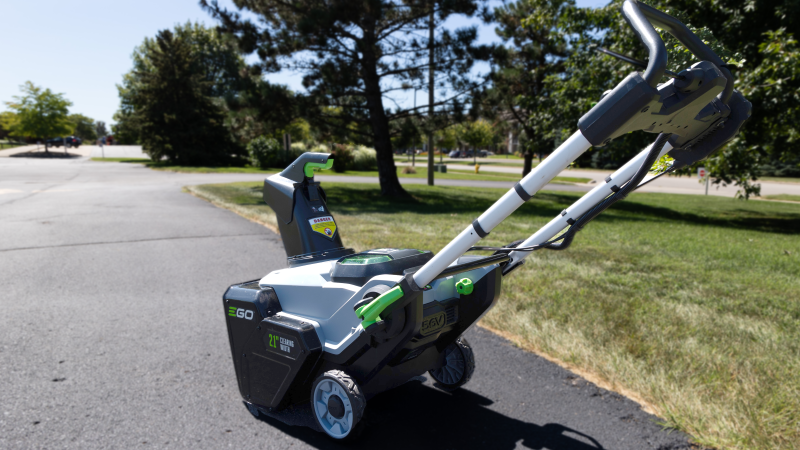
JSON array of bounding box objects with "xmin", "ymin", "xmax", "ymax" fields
[{"xmin": 0, "ymin": 0, "xmax": 610, "ymax": 128}]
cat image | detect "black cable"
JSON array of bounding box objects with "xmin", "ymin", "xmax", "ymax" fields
[
  {"xmin": 544, "ymin": 133, "xmax": 672, "ymax": 251},
  {"xmin": 466, "ymin": 133, "xmax": 673, "ymax": 255}
]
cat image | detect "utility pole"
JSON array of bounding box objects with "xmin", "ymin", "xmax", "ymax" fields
[
  {"xmin": 427, "ymin": 5, "xmax": 435, "ymax": 186},
  {"xmin": 412, "ymin": 87, "xmax": 417, "ymax": 167}
]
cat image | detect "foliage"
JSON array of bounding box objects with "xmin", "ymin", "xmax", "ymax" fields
[
  {"xmin": 4, "ymin": 81, "xmax": 73, "ymax": 144},
  {"xmin": 247, "ymin": 135, "xmax": 283, "ymax": 169},
  {"xmin": 111, "ymin": 109, "xmax": 140, "ymax": 145},
  {"xmin": 115, "ymin": 22, "xmax": 247, "ymax": 152},
  {"xmin": 332, "ymin": 144, "xmax": 354, "ymax": 173},
  {"xmin": 525, "ymin": 0, "xmax": 800, "ymax": 197},
  {"xmin": 435, "ymin": 125, "xmax": 459, "ymax": 150},
  {"xmin": 352, "ymin": 145, "xmax": 378, "ymax": 171},
  {"xmin": 393, "ymin": 118, "xmax": 422, "ymax": 151},
  {"xmin": 0, "ymin": 111, "xmax": 18, "ymax": 139},
  {"xmin": 462, "ymin": 119, "xmax": 495, "ymax": 149},
  {"xmin": 488, "ymin": 0, "xmax": 573, "ymax": 173},
  {"xmin": 203, "ymin": 0, "xmax": 493, "ymax": 196},
  {"xmin": 125, "ymin": 29, "xmax": 242, "ymax": 165},
  {"xmin": 68, "ymin": 114, "xmax": 97, "ymax": 141},
  {"xmin": 274, "ymin": 118, "xmax": 311, "ymax": 143},
  {"xmin": 95, "ymin": 120, "xmax": 108, "ymax": 138}
]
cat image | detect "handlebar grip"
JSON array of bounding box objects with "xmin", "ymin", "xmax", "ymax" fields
[
  {"xmin": 621, "ymin": 0, "xmax": 667, "ymax": 88},
  {"xmin": 637, "ymin": 2, "xmax": 734, "ymax": 103},
  {"xmin": 621, "ymin": 0, "xmax": 734, "ymax": 103}
]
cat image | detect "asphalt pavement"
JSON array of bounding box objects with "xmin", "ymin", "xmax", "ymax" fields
[{"xmin": 0, "ymin": 157, "xmax": 692, "ymax": 449}]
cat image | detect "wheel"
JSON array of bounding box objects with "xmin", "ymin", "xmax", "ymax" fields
[
  {"xmin": 429, "ymin": 337, "xmax": 475, "ymax": 391},
  {"xmin": 311, "ymin": 370, "xmax": 365, "ymax": 440}
]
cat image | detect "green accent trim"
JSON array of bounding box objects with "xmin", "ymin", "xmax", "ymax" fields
[
  {"xmin": 355, "ymin": 285, "xmax": 404, "ymax": 329},
  {"xmin": 228, "ymin": 306, "xmax": 237, "ymax": 317},
  {"xmin": 340, "ymin": 254, "xmax": 393, "ymax": 265},
  {"xmin": 304, "ymin": 159, "xmax": 333, "ymax": 177},
  {"xmin": 455, "ymin": 278, "xmax": 474, "ymax": 295}
]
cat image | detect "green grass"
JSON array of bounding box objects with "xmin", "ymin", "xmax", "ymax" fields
[
  {"xmin": 187, "ymin": 181, "xmax": 800, "ymax": 450},
  {"xmin": 91, "ymin": 157, "xmax": 152, "ymax": 163},
  {"xmin": 764, "ymin": 194, "xmax": 800, "ymax": 202},
  {"xmin": 760, "ymin": 177, "xmax": 800, "ymax": 184},
  {"xmin": 0, "ymin": 142, "xmax": 25, "ymax": 150},
  {"xmin": 394, "ymin": 157, "xmax": 533, "ymax": 167},
  {"xmin": 89, "ymin": 157, "xmax": 589, "ymax": 183}
]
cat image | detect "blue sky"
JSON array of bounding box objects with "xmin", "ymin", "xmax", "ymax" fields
[{"xmin": 0, "ymin": 0, "xmax": 609, "ymax": 127}]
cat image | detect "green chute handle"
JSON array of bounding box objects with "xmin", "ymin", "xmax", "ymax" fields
[
  {"xmin": 304, "ymin": 158, "xmax": 334, "ymax": 178},
  {"xmin": 456, "ymin": 278, "xmax": 474, "ymax": 295},
  {"xmin": 355, "ymin": 285, "xmax": 404, "ymax": 329}
]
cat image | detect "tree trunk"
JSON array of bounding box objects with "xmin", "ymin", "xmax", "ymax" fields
[
  {"xmin": 360, "ymin": 42, "xmax": 407, "ymax": 197},
  {"xmin": 426, "ymin": 7, "xmax": 435, "ymax": 187},
  {"xmin": 523, "ymin": 149, "xmax": 533, "ymax": 177}
]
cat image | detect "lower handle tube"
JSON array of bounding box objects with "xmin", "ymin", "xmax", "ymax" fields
[
  {"xmin": 412, "ymin": 131, "xmax": 593, "ymax": 288},
  {"xmin": 507, "ymin": 140, "xmax": 674, "ymax": 266}
]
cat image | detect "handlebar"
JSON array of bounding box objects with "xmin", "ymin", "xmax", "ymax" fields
[
  {"xmin": 621, "ymin": 0, "xmax": 734, "ymax": 103},
  {"xmin": 621, "ymin": 0, "xmax": 667, "ymax": 88}
]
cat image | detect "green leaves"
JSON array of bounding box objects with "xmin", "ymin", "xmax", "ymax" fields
[
  {"xmin": 124, "ymin": 29, "xmax": 242, "ymax": 165},
  {"xmin": 4, "ymin": 81, "xmax": 73, "ymax": 141}
]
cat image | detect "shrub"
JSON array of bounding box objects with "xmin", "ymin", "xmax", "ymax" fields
[
  {"xmin": 352, "ymin": 145, "xmax": 377, "ymax": 171},
  {"xmin": 308, "ymin": 143, "xmax": 329, "ymax": 153},
  {"xmin": 247, "ymin": 136, "xmax": 283, "ymax": 169},
  {"xmin": 402, "ymin": 166, "xmax": 416, "ymax": 174},
  {"xmin": 332, "ymin": 144, "xmax": 354, "ymax": 172},
  {"xmin": 290, "ymin": 142, "xmax": 306, "ymax": 153}
]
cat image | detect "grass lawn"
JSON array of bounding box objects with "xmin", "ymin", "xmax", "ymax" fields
[
  {"xmin": 187, "ymin": 181, "xmax": 800, "ymax": 450},
  {"xmin": 764, "ymin": 194, "xmax": 800, "ymax": 202},
  {"xmin": 0, "ymin": 142, "xmax": 25, "ymax": 150},
  {"xmin": 89, "ymin": 157, "xmax": 590, "ymax": 184},
  {"xmin": 395, "ymin": 157, "xmax": 532, "ymax": 167},
  {"xmin": 760, "ymin": 177, "xmax": 800, "ymax": 184}
]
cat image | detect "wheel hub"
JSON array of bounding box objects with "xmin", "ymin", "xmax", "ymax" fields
[{"xmin": 327, "ymin": 395, "xmax": 345, "ymax": 419}]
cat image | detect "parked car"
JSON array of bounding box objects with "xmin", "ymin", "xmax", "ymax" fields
[
  {"xmin": 448, "ymin": 150, "xmax": 460, "ymax": 158},
  {"xmin": 46, "ymin": 136, "xmax": 82, "ymax": 148}
]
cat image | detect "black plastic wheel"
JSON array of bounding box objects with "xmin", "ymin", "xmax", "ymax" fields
[
  {"xmin": 311, "ymin": 370, "xmax": 366, "ymax": 440},
  {"xmin": 429, "ymin": 337, "xmax": 475, "ymax": 391}
]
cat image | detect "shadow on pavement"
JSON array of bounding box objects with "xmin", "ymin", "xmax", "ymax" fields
[
  {"xmin": 253, "ymin": 377, "xmax": 605, "ymax": 450},
  {"xmin": 10, "ymin": 150, "xmax": 82, "ymax": 158}
]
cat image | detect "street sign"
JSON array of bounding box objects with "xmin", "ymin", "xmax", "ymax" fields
[{"xmin": 698, "ymin": 167, "xmax": 709, "ymax": 195}]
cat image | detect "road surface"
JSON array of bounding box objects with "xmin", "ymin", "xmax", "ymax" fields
[{"xmin": 0, "ymin": 156, "xmax": 692, "ymax": 449}]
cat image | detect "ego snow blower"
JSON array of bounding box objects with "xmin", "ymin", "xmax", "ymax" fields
[{"xmin": 222, "ymin": 0, "xmax": 751, "ymax": 440}]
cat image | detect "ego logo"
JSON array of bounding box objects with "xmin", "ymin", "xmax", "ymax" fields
[
  {"xmin": 228, "ymin": 306, "xmax": 254, "ymax": 320},
  {"xmin": 420, "ymin": 311, "xmax": 446, "ymax": 336}
]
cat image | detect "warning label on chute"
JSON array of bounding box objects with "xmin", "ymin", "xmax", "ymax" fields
[{"xmin": 308, "ymin": 215, "xmax": 337, "ymax": 238}]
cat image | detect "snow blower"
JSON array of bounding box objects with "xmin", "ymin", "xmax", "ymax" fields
[{"xmin": 222, "ymin": 0, "xmax": 751, "ymax": 440}]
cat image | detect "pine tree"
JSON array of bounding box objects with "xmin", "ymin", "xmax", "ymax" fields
[{"xmin": 128, "ymin": 30, "xmax": 241, "ymax": 165}]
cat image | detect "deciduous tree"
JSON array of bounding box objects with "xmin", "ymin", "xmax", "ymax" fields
[
  {"xmin": 68, "ymin": 114, "xmax": 97, "ymax": 141},
  {"xmin": 4, "ymin": 81, "xmax": 73, "ymax": 151}
]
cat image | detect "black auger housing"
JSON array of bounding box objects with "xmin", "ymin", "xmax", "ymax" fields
[{"xmin": 263, "ymin": 152, "xmax": 354, "ymax": 266}]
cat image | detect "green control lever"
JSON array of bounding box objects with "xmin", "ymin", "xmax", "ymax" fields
[
  {"xmin": 276, "ymin": 152, "xmax": 334, "ymax": 183},
  {"xmin": 304, "ymin": 158, "xmax": 334, "ymax": 178},
  {"xmin": 355, "ymin": 285, "xmax": 404, "ymax": 329}
]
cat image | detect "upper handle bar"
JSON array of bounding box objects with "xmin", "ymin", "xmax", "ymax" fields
[{"xmin": 621, "ymin": 0, "xmax": 734, "ymax": 103}]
